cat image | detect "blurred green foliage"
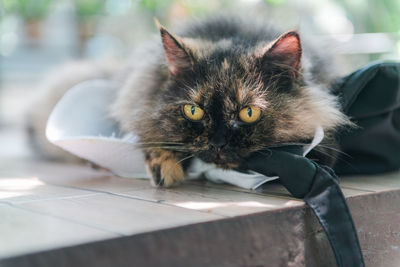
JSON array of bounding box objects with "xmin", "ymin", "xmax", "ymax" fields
[
  {"xmin": 2, "ymin": 0, "xmax": 52, "ymax": 21},
  {"xmin": 137, "ymin": 0, "xmax": 233, "ymax": 16},
  {"xmin": 264, "ymin": 0, "xmax": 286, "ymax": 6},
  {"xmin": 139, "ymin": 0, "xmax": 174, "ymax": 12},
  {"xmin": 336, "ymin": 0, "xmax": 400, "ymax": 33},
  {"xmin": 75, "ymin": 0, "xmax": 106, "ymax": 21},
  {"xmin": 1, "ymin": 0, "xmax": 400, "ymax": 34},
  {"xmin": 1, "ymin": 0, "xmax": 106, "ymax": 21}
]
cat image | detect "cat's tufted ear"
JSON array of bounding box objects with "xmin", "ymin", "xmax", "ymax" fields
[
  {"xmin": 155, "ymin": 19, "xmax": 193, "ymax": 76},
  {"xmin": 259, "ymin": 31, "xmax": 302, "ymax": 78}
]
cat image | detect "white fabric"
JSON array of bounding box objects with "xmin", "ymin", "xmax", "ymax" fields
[{"xmin": 47, "ymin": 80, "xmax": 323, "ymax": 190}]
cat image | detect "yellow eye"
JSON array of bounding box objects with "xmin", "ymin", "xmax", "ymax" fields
[
  {"xmin": 183, "ymin": 104, "xmax": 204, "ymax": 121},
  {"xmin": 239, "ymin": 106, "xmax": 261, "ymax": 123}
]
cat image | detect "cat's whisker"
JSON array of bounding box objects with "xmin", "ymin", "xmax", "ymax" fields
[
  {"xmin": 266, "ymin": 142, "xmax": 309, "ymax": 148},
  {"xmin": 133, "ymin": 144, "xmax": 191, "ymax": 151},
  {"xmin": 255, "ymin": 149, "xmax": 272, "ymax": 157},
  {"xmin": 134, "ymin": 144, "xmax": 186, "ymax": 148},
  {"xmin": 149, "ymin": 148, "xmax": 192, "ymax": 153},
  {"xmin": 176, "ymin": 154, "xmax": 195, "ymax": 165},
  {"xmin": 311, "ymin": 147, "xmax": 340, "ymax": 161},
  {"xmin": 133, "ymin": 142, "xmax": 185, "ymax": 145},
  {"xmin": 333, "ymin": 155, "xmax": 356, "ymax": 170},
  {"xmin": 311, "ymin": 147, "xmax": 355, "ymax": 169},
  {"xmin": 161, "ymin": 154, "xmax": 195, "ymax": 185},
  {"xmin": 315, "ymin": 145, "xmax": 352, "ymax": 158},
  {"xmin": 259, "ymin": 143, "xmax": 351, "ymax": 158}
]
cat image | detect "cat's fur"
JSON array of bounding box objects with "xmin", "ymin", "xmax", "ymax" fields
[
  {"xmin": 27, "ymin": 16, "xmax": 350, "ymax": 186},
  {"xmin": 109, "ymin": 16, "xmax": 350, "ymax": 187}
]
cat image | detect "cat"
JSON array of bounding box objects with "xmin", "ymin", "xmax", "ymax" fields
[{"xmin": 109, "ymin": 16, "xmax": 351, "ymax": 187}]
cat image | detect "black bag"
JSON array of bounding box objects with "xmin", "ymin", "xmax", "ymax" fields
[
  {"xmin": 334, "ymin": 62, "xmax": 400, "ymax": 175},
  {"xmin": 245, "ymin": 62, "xmax": 400, "ymax": 267}
]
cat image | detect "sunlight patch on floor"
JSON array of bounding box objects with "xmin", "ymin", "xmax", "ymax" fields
[
  {"xmin": 173, "ymin": 201, "xmax": 279, "ymax": 210},
  {"xmin": 0, "ymin": 177, "xmax": 43, "ymax": 200}
]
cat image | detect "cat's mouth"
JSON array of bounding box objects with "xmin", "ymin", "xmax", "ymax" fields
[
  {"xmin": 196, "ymin": 150, "xmax": 242, "ymax": 169},
  {"xmin": 211, "ymin": 153, "xmax": 226, "ymax": 165}
]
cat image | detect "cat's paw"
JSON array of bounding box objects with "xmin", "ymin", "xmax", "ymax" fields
[
  {"xmin": 145, "ymin": 151, "xmax": 185, "ymax": 187},
  {"xmin": 160, "ymin": 157, "xmax": 185, "ymax": 187}
]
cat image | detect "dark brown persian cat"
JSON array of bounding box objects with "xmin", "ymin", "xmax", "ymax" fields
[{"xmin": 110, "ymin": 16, "xmax": 350, "ymax": 187}]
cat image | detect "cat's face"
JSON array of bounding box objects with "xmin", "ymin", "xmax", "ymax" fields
[
  {"xmin": 172, "ymin": 68, "xmax": 276, "ymax": 168},
  {"xmin": 150, "ymin": 25, "xmax": 308, "ymax": 168}
]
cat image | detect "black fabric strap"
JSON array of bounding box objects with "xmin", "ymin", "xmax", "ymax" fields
[
  {"xmin": 246, "ymin": 148, "xmax": 365, "ymax": 267},
  {"xmin": 304, "ymin": 165, "xmax": 364, "ymax": 267}
]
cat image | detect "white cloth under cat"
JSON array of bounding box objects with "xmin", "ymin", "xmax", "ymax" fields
[{"xmin": 47, "ymin": 79, "xmax": 324, "ymax": 190}]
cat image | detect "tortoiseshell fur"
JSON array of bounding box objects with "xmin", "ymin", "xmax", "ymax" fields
[{"xmin": 111, "ymin": 16, "xmax": 350, "ymax": 187}]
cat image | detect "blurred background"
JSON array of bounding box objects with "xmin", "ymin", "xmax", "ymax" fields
[{"xmin": 0, "ymin": 0, "xmax": 400, "ymax": 159}]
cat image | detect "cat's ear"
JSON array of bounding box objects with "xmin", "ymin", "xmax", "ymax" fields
[
  {"xmin": 259, "ymin": 31, "xmax": 302, "ymax": 78},
  {"xmin": 155, "ymin": 19, "xmax": 193, "ymax": 76}
]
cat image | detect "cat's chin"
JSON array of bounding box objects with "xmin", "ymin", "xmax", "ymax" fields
[
  {"xmin": 197, "ymin": 152, "xmax": 242, "ymax": 169},
  {"xmin": 213, "ymin": 161, "xmax": 240, "ymax": 169}
]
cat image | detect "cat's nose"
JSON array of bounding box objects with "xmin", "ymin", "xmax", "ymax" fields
[
  {"xmin": 210, "ymin": 136, "xmax": 227, "ymax": 151},
  {"xmin": 210, "ymin": 124, "xmax": 228, "ymax": 151}
]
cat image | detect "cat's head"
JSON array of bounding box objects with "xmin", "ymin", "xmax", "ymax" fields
[{"xmin": 137, "ymin": 22, "xmax": 348, "ymax": 168}]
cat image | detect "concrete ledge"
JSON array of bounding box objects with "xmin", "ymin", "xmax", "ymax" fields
[
  {"xmin": 2, "ymin": 189, "xmax": 399, "ymax": 267},
  {"xmin": 1, "ymin": 160, "xmax": 400, "ymax": 267}
]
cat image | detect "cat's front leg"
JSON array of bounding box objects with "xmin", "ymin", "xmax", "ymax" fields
[{"xmin": 144, "ymin": 149, "xmax": 185, "ymax": 187}]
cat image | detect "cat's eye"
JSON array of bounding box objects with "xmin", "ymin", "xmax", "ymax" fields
[
  {"xmin": 183, "ymin": 104, "xmax": 204, "ymax": 121},
  {"xmin": 239, "ymin": 106, "xmax": 261, "ymax": 123}
]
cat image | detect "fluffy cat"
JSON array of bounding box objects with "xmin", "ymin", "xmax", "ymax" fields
[{"xmin": 110, "ymin": 16, "xmax": 350, "ymax": 187}]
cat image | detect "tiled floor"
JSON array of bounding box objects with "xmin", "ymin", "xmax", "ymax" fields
[{"xmin": 1, "ymin": 156, "xmax": 400, "ymax": 262}]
